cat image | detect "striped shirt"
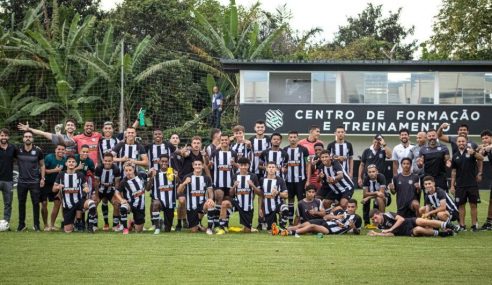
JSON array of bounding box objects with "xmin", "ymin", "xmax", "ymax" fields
[
  {"xmin": 318, "ymin": 160, "xmax": 354, "ymax": 194},
  {"xmin": 231, "ymin": 142, "xmax": 251, "ymax": 161},
  {"xmin": 362, "ymin": 173, "xmax": 387, "ymax": 193},
  {"xmin": 151, "ymin": 170, "xmax": 177, "ymax": 209},
  {"xmin": 424, "ymin": 188, "xmax": 458, "ymax": 214},
  {"xmin": 99, "ymin": 137, "xmax": 119, "ymax": 162},
  {"xmin": 259, "ymin": 149, "xmax": 288, "ymax": 178},
  {"xmin": 183, "ymin": 174, "xmax": 213, "ymax": 211},
  {"xmin": 327, "ymin": 141, "xmax": 354, "ymax": 173},
  {"xmin": 146, "ymin": 142, "xmax": 176, "ymax": 170},
  {"xmin": 112, "ymin": 142, "xmax": 147, "ymax": 172},
  {"xmin": 55, "ymin": 172, "xmax": 85, "ymax": 209},
  {"xmin": 94, "ymin": 164, "xmax": 120, "ymax": 194},
  {"xmin": 249, "ymin": 136, "xmax": 270, "ymax": 174},
  {"xmin": 233, "ymin": 173, "xmax": 259, "ymax": 211},
  {"xmin": 118, "ymin": 174, "xmax": 146, "ymax": 210},
  {"xmin": 283, "ymin": 145, "xmax": 309, "ymax": 183},
  {"xmin": 325, "ymin": 211, "xmax": 361, "ymax": 234},
  {"xmin": 211, "ymin": 149, "xmax": 237, "ymax": 188},
  {"xmin": 259, "ymin": 176, "xmax": 287, "ymax": 215}
]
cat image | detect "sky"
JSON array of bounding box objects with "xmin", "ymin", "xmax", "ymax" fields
[{"xmin": 100, "ymin": 0, "xmax": 442, "ymax": 57}]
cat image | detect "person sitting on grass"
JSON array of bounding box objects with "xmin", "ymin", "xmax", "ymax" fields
[
  {"xmin": 368, "ymin": 209, "xmax": 458, "ymax": 237},
  {"xmin": 419, "ymin": 176, "xmax": 459, "ymax": 223}
]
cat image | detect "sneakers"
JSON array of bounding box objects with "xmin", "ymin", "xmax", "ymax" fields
[
  {"xmin": 206, "ymin": 228, "xmax": 213, "ymax": 235},
  {"xmin": 148, "ymin": 225, "xmax": 156, "ymax": 232},
  {"xmin": 294, "ymin": 233, "xmax": 301, "ymax": 238},
  {"xmin": 438, "ymin": 229, "xmax": 455, "ymax": 237},
  {"xmin": 480, "ymin": 221, "xmax": 492, "ymax": 231},
  {"xmin": 17, "ymin": 224, "xmax": 27, "ymax": 232},
  {"xmin": 364, "ymin": 224, "xmax": 377, "ymax": 230},
  {"xmin": 113, "ymin": 224, "xmax": 124, "ymax": 232},
  {"xmin": 175, "ymin": 224, "xmax": 182, "ymax": 232},
  {"xmin": 87, "ymin": 226, "xmax": 95, "ymax": 234},
  {"xmin": 103, "ymin": 224, "xmax": 110, "ymax": 231},
  {"xmin": 44, "ymin": 226, "xmax": 51, "ymax": 232},
  {"xmin": 445, "ymin": 221, "xmax": 461, "ymax": 233},
  {"xmin": 122, "ymin": 228, "xmax": 129, "ymax": 235},
  {"xmin": 50, "ymin": 226, "xmax": 59, "ymax": 231},
  {"xmin": 154, "ymin": 228, "xmax": 161, "ymax": 235},
  {"xmin": 271, "ymin": 223, "xmax": 280, "ymax": 236},
  {"xmin": 280, "ymin": 229, "xmax": 289, "ymax": 236},
  {"xmin": 216, "ymin": 228, "xmax": 226, "ymax": 235},
  {"xmin": 457, "ymin": 225, "xmax": 467, "ymax": 232},
  {"xmin": 471, "ymin": 225, "xmax": 479, "ymax": 232},
  {"xmin": 32, "ymin": 225, "xmax": 41, "ymax": 232}
]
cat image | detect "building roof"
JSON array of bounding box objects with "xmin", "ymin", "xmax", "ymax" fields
[{"xmin": 220, "ymin": 59, "xmax": 492, "ymax": 72}]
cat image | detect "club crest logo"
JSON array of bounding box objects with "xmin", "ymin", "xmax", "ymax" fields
[{"xmin": 265, "ymin": 109, "xmax": 284, "ymax": 131}]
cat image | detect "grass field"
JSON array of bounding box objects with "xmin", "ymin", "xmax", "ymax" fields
[{"xmin": 1, "ymin": 189, "xmax": 492, "ymax": 284}]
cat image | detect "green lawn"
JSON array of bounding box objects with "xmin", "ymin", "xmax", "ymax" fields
[{"xmin": 1, "ymin": 190, "xmax": 491, "ymax": 284}]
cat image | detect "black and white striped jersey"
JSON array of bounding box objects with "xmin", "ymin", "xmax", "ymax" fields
[
  {"xmin": 151, "ymin": 170, "xmax": 177, "ymax": 209},
  {"xmin": 99, "ymin": 136, "xmax": 119, "ymax": 162},
  {"xmin": 146, "ymin": 142, "xmax": 176, "ymax": 170},
  {"xmin": 94, "ymin": 164, "xmax": 120, "ymax": 194},
  {"xmin": 112, "ymin": 142, "xmax": 147, "ymax": 172},
  {"xmin": 210, "ymin": 149, "xmax": 237, "ymax": 188},
  {"xmin": 377, "ymin": 212, "xmax": 399, "ymax": 230},
  {"xmin": 118, "ymin": 174, "xmax": 146, "ymax": 210},
  {"xmin": 327, "ymin": 141, "xmax": 354, "ymax": 173},
  {"xmin": 232, "ymin": 173, "xmax": 259, "ymax": 211},
  {"xmin": 317, "ymin": 160, "xmax": 354, "ymax": 194},
  {"xmin": 231, "ymin": 142, "xmax": 251, "ymax": 161},
  {"xmin": 283, "ymin": 145, "xmax": 309, "ymax": 183},
  {"xmin": 362, "ymin": 173, "xmax": 387, "ymax": 193},
  {"xmin": 55, "ymin": 171, "xmax": 86, "ymax": 209},
  {"xmin": 259, "ymin": 176, "xmax": 287, "ymax": 215},
  {"xmin": 424, "ymin": 187, "xmax": 458, "ymax": 214},
  {"xmin": 249, "ymin": 136, "xmax": 270, "ymax": 174},
  {"xmin": 259, "ymin": 149, "xmax": 288, "ymax": 178},
  {"xmin": 182, "ymin": 174, "xmax": 213, "ymax": 211},
  {"xmin": 325, "ymin": 211, "xmax": 361, "ymax": 234}
]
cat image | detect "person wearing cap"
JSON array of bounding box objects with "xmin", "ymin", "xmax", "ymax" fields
[{"xmin": 358, "ymin": 134, "xmax": 392, "ymax": 187}]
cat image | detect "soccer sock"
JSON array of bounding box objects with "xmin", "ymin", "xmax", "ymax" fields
[
  {"xmin": 290, "ymin": 230, "xmax": 297, "ymax": 236},
  {"xmin": 102, "ymin": 201, "xmax": 109, "ymax": 224},
  {"xmin": 441, "ymin": 222, "xmax": 446, "ymax": 230},
  {"xmin": 151, "ymin": 211, "xmax": 160, "ymax": 227},
  {"xmin": 207, "ymin": 212, "xmax": 214, "ymax": 229},
  {"xmin": 219, "ymin": 218, "xmax": 227, "ymax": 229},
  {"xmin": 177, "ymin": 219, "xmax": 182, "ymax": 227},
  {"xmin": 280, "ymin": 206, "xmax": 289, "ymax": 229},
  {"xmin": 225, "ymin": 208, "xmax": 233, "ymax": 228},
  {"xmin": 288, "ymin": 203, "xmax": 294, "ymax": 225},
  {"xmin": 433, "ymin": 230, "xmax": 439, "ymax": 237},
  {"xmin": 112, "ymin": 215, "xmax": 119, "ymax": 227},
  {"xmin": 76, "ymin": 218, "xmax": 83, "ymax": 231},
  {"xmin": 214, "ymin": 205, "xmax": 221, "ymax": 228},
  {"xmin": 120, "ymin": 206, "xmax": 128, "ymax": 229}
]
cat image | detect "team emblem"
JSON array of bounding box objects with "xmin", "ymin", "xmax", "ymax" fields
[{"xmin": 265, "ymin": 109, "xmax": 284, "ymax": 131}]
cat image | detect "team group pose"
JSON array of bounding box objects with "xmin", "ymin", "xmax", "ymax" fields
[{"xmin": 1, "ymin": 118, "xmax": 492, "ymax": 238}]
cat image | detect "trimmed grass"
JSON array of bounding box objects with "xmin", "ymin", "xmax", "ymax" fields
[{"xmin": 1, "ymin": 190, "xmax": 491, "ymax": 284}]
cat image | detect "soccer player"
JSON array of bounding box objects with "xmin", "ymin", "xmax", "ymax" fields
[
  {"xmin": 93, "ymin": 152, "xmax": 121, "ymax": 231},
  {"xmin": 450, "ymin": 135, "xmax": 483, "ymax": 231},
  {"xmin": 282, "ymin": 199, "xmax": 361, "ymax": 237},
  {"xmin": 327, "ymin": 126, "xmax": 354, "ymax": 178},
  {"xmin": 146, "ymin": 154, "xmax": 178, "ymax": 234},
  {"xmin": 478, "ymin": 129, "xmax": 492, "ymax": 230},
  {"xmin": 98, "ymin": 121, "xmax": 120, "ymax": 163},
  {"xmin": 283, "ymin": 130, "xmax": 309, "ymax": 225},
  {"xmin": 112, "ymin": 127, "xmax": 149, "ymax": 175},
  {"xmin": 392, "ymin": 128, "xmax": 414, "ymax": 176},
  {"xmin": 316, "ymin": 150, "xmax": 354, "ymax": 209},
  {"xmin": 259, "ymin": 132, "xmax": 288, "ymax": 178},
  {"xmin": 73, "ymin": 121, "xmax": 102, "ymax": 166},
  {"xmin": 16, "ymin": 131, "xmax": 45, "ymax": 232},
  {"xmin": 295, "ymin": 185, "xmax": 325, "ymax": 225},
  {"xmin": 209, "ymin": 133, "xmax": 238, "ymax": 229},
  {"xmin": 206, "ymin": 128, "xmax": 221, "ymax": 158},
  {"xmin": 53, "ymin": 155, "xmax": 94, "ymax": 233},
  {"xmin": 146, "ymin": 129, "xmax": 176, "ymax": 170},
  {"xmin": 298, "ymin": 125, "xmax": 323, "ymax": 156},
  {"xmin": 249, "ymin": 120, "xmax": 271, "ymax": 177},
  {"xmin": 216, "ymin": 157, "xmax": 261, "ymax": 234},
  {"xmin": 177, "ymin": 159, "xmax": 215, "ymax": 234},
  {"xmin": 368, "ymin": 209, "xmax": 457, "ymax": 237},
  {"xmin": 259, "ymin": 161, "xmax": 289, "ymax": 233},
  {"xmin": 0, "ymin": 128, "xmax": 16, "ymax": 225},
  {"xmin": 307, "ymin": 142, "xmax": 324, "ymax": 190},
  {"xmin": 358, "ymin": 134, "xmax": 392, "ymax": 188},
  {"xmin": 388, "ymin": 158, "xmax": 421, "ymax": 218},
  {"xmin": 41, "ymin": 144, "xmax": 66, "ymax": 231},
  {"xmin": 417, "ymin": 129, "xmax": 450, "ymax": 191},
  {"xmin": 114, "ymin": 161, "xmax": 147, "ymax": 234},
  {"xmin": 18, "ymin": 119, "xmax": 78, "ymax": 156},
  {"xmin": 420, "ymin": 176, "xmax": 459, "ymax": 223},
  {"xmin": 231, "ymin": 125, "xmax": 252, "ymax": 160},
  {"xmin": 362, "ymin": 164, "xmax": 390, "ymax": 227}
]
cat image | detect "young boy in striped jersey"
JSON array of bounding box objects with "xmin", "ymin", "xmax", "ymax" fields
[
  {"xmin": 146, "ymin": 154, "xmax": 179, "ymax": 234},
  {"xmin": 260, "ymin": 161, "xmax": 289, "ymax": 234},
  {"xmin": 114, "ymin": 162, "xmax": 147, "ymax": 234},
  {"xmin": 216, "ymin": 157, "xmax": 261, "ymax": 234},
  {"xmin": 98, "ymin": 121, "xmax": 119, "ymax": 164},
  {"xmin": 177, "ymin": 159, "xmax": 215, "ymax": 234},
  {"xmin": 53, "ymin": 156, "xmax": 95, "ymax": 233},
  {"xmin": 231, "ymin": 125, "xmax": 251, "ymax": 161},
  {"xmin": 420, "ymin": 176, "xmax": 459, "ymax": 223},
  {"xmin": 93, "ymin": 152, "xmax": 121, "ymax": 231}
]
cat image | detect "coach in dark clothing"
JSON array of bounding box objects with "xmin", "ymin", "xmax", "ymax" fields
[
  {"xmin": 0, "ymin": 128, "xmax": 16, "ymax": 223},
  {"xmin": 358, "ymin": 134, "xmax": 392, "ymax": 187},
  {"xmin": 17, "ymin": 131, "xmax": 45, "ymax": 232}
]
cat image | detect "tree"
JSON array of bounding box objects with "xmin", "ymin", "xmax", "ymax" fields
[{"xmin": 422, "ymin": 0, "xmax": 492, "ymax": 60}]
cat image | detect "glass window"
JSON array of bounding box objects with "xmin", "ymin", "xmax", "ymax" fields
[
  {"xmin": 388, "ymin": 73, "xmax": 411, "ymax": 104},
  {"xmin": 411, "ymin": 73, "xmax": 434, "ymax": 104},
  {"xmin": 243, "ymin": 71, "xmax": 268, "ymax": 103},
  {"xmin": 462, "ymin": 72, "xmax": 485, "ymax": 104},
  {"xmin": 269, "ymin": 72, "xmax": 311, "ymax": 103},
  {"xmin": 341, "ymin": 72, "xmax": 364, "ymax": 103},
  {"xmin": 486, "ymin": 73, "xmax": 492, "ymax": 104},
  {"xmin": 439, "ymin": 72, "xmax": 486, "ymax": 104},
  {"xmin": 312, "ymin": 72, "xmax": 336, "ymax": 103},
  {"xmin": 341, "ymin": 72, "xmax": 387, "ymax": 104}
]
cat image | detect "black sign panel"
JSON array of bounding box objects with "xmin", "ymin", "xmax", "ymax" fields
[{"xmin": 240, "ymin": 104, "xmax": 492, "ymax": 135}]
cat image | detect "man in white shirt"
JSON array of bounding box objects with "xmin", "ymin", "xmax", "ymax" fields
[{"xmin": 392, "ymin": 128, "xmax": 414, "ymax": 176}]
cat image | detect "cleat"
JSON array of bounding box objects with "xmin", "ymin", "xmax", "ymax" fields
[
  {"xmin": 249, "ymin": 228, "xmax": 259, "ymax": 233},
  {"xmin": 445, "ymin": 221, "xmax": 460, "ymax": 233},
  {"xmin": 154, "ymin": 228, "xmax": 161, "ymax": 235},
  {"xmin": 457, "ymin": 225, "xmax": 467, "ymax": 232},
  {"xmin": 113, "ymin": 224, "xmax": 124, "ymax": 232},
  {"xmin": 50, "ymin": 226, "xmax": 59, "ymax": 231},
  {"xmin": 294, "ymin": 233, "xmax": 301, "ymax": 238},
  {"xmin": 206, "ymin": 228, "xmax": 213, "ymax": 235},
  {"xmin": 175, "ymin": 224, "xmax": 182, "ymax": 232},
  {"xmin": 280, "ymin": 229, "xmax": 289, "ymax": 236},
  {"xmin": 32, "ymin": 225, "xmax": 41, "ymax": 232},
  {"xmin": 17, "ymin": 224, "xmax": 26, "ymax": 232},
  {"xmin": 438, "ymin": 229, "xmax": 455, "ymax": 237},
  {"xmin": 216, "ymin": 228, "xmax": 226, "ymax": 235},
  {"xmin": 471, "ymin": 225, "xmax": 479, "ymax": 232},
  {"xmin": 103, "ymin": 224, "xmax": 110, "ymax": 231},
  {"xmin": 271, "ymin": 223, "xmax": 280, "ymax": 236},
  {"xmin": 480, "ymin": 222, "xmax": 492, "ymax": 231},
  {"xmin": 44, "ymin": 226, "xmax": 51, "ymax": 232},
  {"xmin": 122, "ymin": 228, "xmax": 129, "ymax": 235},
  {"xmin": 148, "ymin": 225, "xmax": 156, "ymax": 232}
]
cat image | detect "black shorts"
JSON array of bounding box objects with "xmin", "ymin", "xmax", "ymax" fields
[
  {"xmin": 97, "ymin": 191, "xmax": 114, "ymax": 201},
  {"xmin": 397, "ymin": 205, "xmax": 417, "ymax": 218},
  {"xmin": 309, "ymin": 218, "xmax": 329, "ymax": 230},
  {"xmin": 333, "ymin": 188, "xmax": 354, "ymax": 201},
  {"xmin": 40, "ymin": 183, "xmax": 59, "ymax": 202},
  {"xmin": 434, "ymin": 175, "xmax": 448, "ymax": 191},
  {"xmin": 373, "ymin": 193, "xmax": 392, "ymax": 208},
  {"xmin": 286, "ymin": 181, "xmax": 306, "ymax": 200},
  {"xmin": 450, "ymin": 210, "xmax": 459, "ymax": 222},
  {"xmin": 130, "ymin": 206, "xmax": 145, "ymax": 225},
  {"xmin": 215, "ymin": 187, "xmax": 231, "ymax": 197},
  {"xmin": 264, "ymin": 210, "xmax": 278, "ymax": 229},
  {"xmin": 393, "ymin": 217, "xmax": 417, "ymax": 236},
  {"xmin": 63, "ymin": 200, "xmax": 84, "ymax": 225},
  {"xmin": 455, "ymin": 186, "xmax": 480, "ymax": 205},
  {"xmin": 316, "ymin": 185, "xmax": 333, "ymax": 200},
  {"xmin": 187, "ymin": 203, "xmax": 205, "ymax": 228},
  {"xmin": 232, "ymin": 200, "xmax": 253, "ymax": 228}
]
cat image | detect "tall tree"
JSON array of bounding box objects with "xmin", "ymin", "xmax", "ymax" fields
[{"xmin": 422, "ymin": 0, "xmax": 492, "ymax": 60}]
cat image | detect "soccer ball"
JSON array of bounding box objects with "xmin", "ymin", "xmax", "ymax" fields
[{"xmin": 0, "ymin": 220, "xmax": 9, "ymax": 232}]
